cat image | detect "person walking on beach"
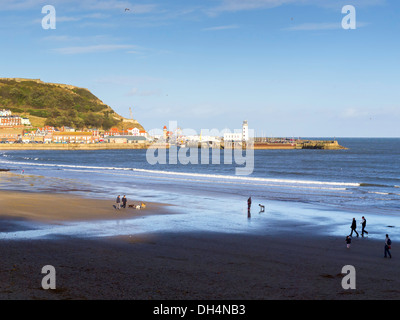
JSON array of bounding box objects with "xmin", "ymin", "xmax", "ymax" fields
[
  {"xmin": 247, "ymin": 197, "xmax": 251, "ymax": 219},
  {"xmin": 346, "ymin": 236, "xmax": 352, "ymax": 249},
  {"xmin": 384, "ymin": 234, "xmax": 392, "ymax": 259},
  {"xmin": 361, "ymin": 216, "xmax": 368, "ymax": 237},
  {"xmin": 122, "ymin": 195, "xmax": 127, "ymax": 208},
  {"xmin": 116, "ymin": 195, "xmax": 121, "ymax": 210},
  {"xmin": 350, "ymin": 218, "xmax": 359, "ymax": 237}
]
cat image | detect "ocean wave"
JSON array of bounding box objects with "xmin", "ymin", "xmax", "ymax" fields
[
  {"xmin": 61, "ymin": 168, "xmax": 349, "ymax": 192},
  {"xmin": 0, "ymin": 159, "xmax": 360, "ymax": 187},
  {"xmin": 368, "ymin": 191, "xmax": 390, "ymax": 195}
]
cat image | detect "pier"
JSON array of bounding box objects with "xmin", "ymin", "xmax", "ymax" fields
[{"xmin": 223, "ymin": 139, "xmax": 347, "ymax": 150}]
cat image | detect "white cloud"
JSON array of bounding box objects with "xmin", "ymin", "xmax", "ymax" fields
[
  {"xmin": 206, "ymin": 0, "xmax": 385, "ymax": 16},
  {"xmin": 340, "ymin": 107, "xmax": 400, "ymax": 120},
  {"xmin": 42, "ymin": 35, "xmax": 82, "ymax": 42},
  {"xmin": 202, "ymin": 25, "xmax": 239, "ymax": 31},
  {"xmin": 95, "ymin": 75, "xmax": 165, "ymax": 86},
  {"xmin": 341, "ymin": 108, "xmax": 370, "ymax": 119},
  {"xmin": 0, "ymin": 0, "xmax": 158, "ymax": 12},
  {"xmin": 53, "ymin": 44, "xmax": 137, "ymax": 54},
  {"xmin": 56, "ymin": 16, "xmax": 81, "ymax": 22},
  {"xmin": 285, "ymin": 22, "xmax": 342, "ymax": 31},
  {"xmin": 207, "ymin": 0, "xmax": 295, "ymax": 15},
  {"xmin": 285, "ymin": 21, "xmax": 369, "ymax": 31},
  {"xmin": 127, "ymin": 87, "xmax": 162, "ymax": 97}
]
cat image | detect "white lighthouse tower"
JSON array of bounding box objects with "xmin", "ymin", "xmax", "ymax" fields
[{"xmin": 242, "ymin": 120, "xmax": 249, "ymax": 142}]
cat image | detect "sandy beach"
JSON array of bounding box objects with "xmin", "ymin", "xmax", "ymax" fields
[
  {"xmin": 0, "ymin": 189, "xmax": 399, "ymax": 300},
  {"xmin": 0, "ymin": 189, "xmax": 169, "ymax": 223}
]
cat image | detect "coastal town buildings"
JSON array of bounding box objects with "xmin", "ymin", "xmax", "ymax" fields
[
  {"xmin": 0, "ymin": 107, "xmax": 252, "ymax": 146},
  {"xmin": 0, "ymin": 109, "xmax": 12, "ymax": 117},
  {"xmin": 105, "ymin": 135, "xmax": 147, "ymax": 145},
  {"xmin": 0, "ymin": 128, "xmax": 24, "ymax": 142},
  {"xmin": 0, "ymin": 109, "xmax": 31, "ymax": 127},
  {"xmin": 223, "ymin": 121, "xmax": 250, "ymax": 142},
  {"xmin": 52, "ymin": 132, "xmax": 100, "ymax": 144},
  {"xmin": 0, "ymin": 115, "xmax": 22, "ymax": 127},
  {"xmin": 21, "ymin": 117, "xmax": 31, "ymax": 126},
  {"xmin": 104, "ymin": 127, "xmax": 148, "ymax": 139}
]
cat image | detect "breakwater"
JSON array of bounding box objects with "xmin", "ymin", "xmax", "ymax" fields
[{"xmin": 241, "ymin": 140, "xmax": 346, "ymax": 150}]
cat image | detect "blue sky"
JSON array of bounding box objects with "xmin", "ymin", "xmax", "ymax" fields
[{"xmin": 0, "ymin": 0, "xmax": 399, "ymax": 137}]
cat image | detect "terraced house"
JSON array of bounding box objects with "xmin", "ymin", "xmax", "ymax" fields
[
  {"xmin": 0, "ymin": 128, "xmax": 24, "ymax": 142},
  {"xmin": 52, "ymin": 131, "xmax": 100, "ymax": 144}
]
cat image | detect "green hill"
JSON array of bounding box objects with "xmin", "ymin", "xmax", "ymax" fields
[{"xmin": 0, "ymin": 78, "xmax": 144, "ymax": 131}]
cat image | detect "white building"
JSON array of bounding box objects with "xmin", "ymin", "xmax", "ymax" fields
[
  {"xmin": 21, "ymin": 117, "xmax": 31, "ymax": 126},
  {"xmin": 223, "ymin": 120, "xmax": 250, "ymax": 142},
  {"xmin": 223, "ymin": 132, "xmax": 243, "ymax": 142},
  {"xmin": 0, "ymin": 109, "xmax": 12, "ymax": 117},
  {"xmin": 128, "ymin": 127, "xmax": 140, "ymax": 136}
]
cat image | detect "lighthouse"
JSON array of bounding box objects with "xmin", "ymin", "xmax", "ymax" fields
[
  {"xmin": 163, "ymin": 125, "xmax": 168, "ymax": 139},
  {"xmin": 242, "ymin": 120, "xmax": 249, "ymax": 142}
]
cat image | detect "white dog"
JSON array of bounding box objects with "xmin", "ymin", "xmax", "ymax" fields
[{"xmin": 259, "ymin": 204, "xmax": 265, "ymax": 212}]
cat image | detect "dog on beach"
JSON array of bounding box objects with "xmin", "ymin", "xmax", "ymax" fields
[
  {"xmin": 259, "ymin": 204, "xmax": 265, "ymax": 212},
  {"xmin": 128, "ymin": 204, "xmax": 142, "ymax": 210}
]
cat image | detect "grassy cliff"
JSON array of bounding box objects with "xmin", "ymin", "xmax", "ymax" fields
[{"xmin": 0, "ymin": 78, "xmax": 144, "ymax": 130}]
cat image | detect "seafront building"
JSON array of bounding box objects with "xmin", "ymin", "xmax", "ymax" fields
[
  {"xmin": 0, "ymin": 115, "xmax": 22, "ymax": 127},
  {"xmin": 0, "ymin": 107, "xmax": 151, "ymax": 144},
  {"xmin": 0, "ymin": 109, "xmax": 12, "ymax": 117},
  {"xmin": 52, "ymin": 132, "xmax": 100, "ymax": 144},
  {"xmin": 0, "ymin": 110, "xmax": 248, "ymax": 146},
  {"xmin": 0, "ymin": 109, "xmax": 31, "ymax": 127},
  {"xmin": 154, "ymin": 121, "xmax": 250, "ymax": 148},
  {"xmin": 0, "ymin": 128, "xmax": 24, "ymax": 142},
  {"xmin": 223, "ymin": 120, "xmax": 250, "ymax": 142}
]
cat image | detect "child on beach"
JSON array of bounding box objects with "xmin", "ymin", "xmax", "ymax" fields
[{"xmin": 346, "ymin": 236, "xmax": 352, "ymax": 249}]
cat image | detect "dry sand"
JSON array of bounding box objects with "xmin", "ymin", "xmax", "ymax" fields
[
  {"xmin": 0, "ymin": 190, "xmax": 399, "ymax": 300},
  {"xmin": 0, "ymin": 190, "xmax": 169, "ymax": 223}
]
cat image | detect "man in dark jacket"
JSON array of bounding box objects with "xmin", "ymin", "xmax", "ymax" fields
[
  {"xmin": 385, "ymin": 234, "xmax": 392, "ymax": 258},
  {"xmin": 122, "ymin": 195, "xmax": 127, "ymax": 208},
  {"xmin": 350, "ymin": 218, "xmax": 359, "ymax": 237},
  {"xmin": 247, "ymin": 197, "xmax": 252, "ymax": 218},
  {"xmin": 361, "ymin": 216, "xmax": 368, "ymax": 237},
  {"xmin": 116, "ymin": 195, "xmax": 121, "ymax": 210}
]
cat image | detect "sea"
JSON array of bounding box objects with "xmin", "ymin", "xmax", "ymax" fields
[{"xmin": 1, "ymin": 138, "xmax": 399, "ymax": 240}]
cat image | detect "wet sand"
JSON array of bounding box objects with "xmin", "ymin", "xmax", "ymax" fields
[
  {"xmin": 1, "ymin": 230, "xmax": 399, "ymax": 300},
  {"xmin": 0, "ymin": 190, "xmax": 169, "ymax": 223},
  {"xmin": 0, "ymin": 190, "xmax": 399, "ymax": 300}
]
